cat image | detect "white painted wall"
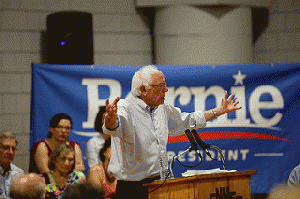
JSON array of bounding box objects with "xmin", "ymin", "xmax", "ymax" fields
[
  {"xmin": 154, "ymin": 6, "xmax": 252, "ymax": 64},
  {"xmin": 254, "ymin": 0, "xmax": 300, "ymax": 63},
  {"xmin": 0, "ymin": 0, "xmax": 152, "ymax": 171}
]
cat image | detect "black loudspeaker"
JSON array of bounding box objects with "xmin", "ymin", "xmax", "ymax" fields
[{"xmin": 46, "ymin": 11, "xmax": 93, "ymax": 64}]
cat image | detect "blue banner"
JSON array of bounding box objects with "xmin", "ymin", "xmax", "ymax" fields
[{"xmin": 31, "ymin": 63, "xmax": 300, "ymax": 194}]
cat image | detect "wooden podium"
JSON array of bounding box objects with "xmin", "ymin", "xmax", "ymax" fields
[{"xmin": 144, "ymin": 170, "xmax": 256, "ymax": 199}]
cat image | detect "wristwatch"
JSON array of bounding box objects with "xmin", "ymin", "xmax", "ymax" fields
[{"xmin": 212, "ymin": 108, "xmax": 218, "ymax": 118}]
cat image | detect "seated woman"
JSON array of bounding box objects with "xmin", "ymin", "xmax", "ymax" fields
[
  {"xmin": 87, "ymin": 138, "xmax": 116, "ymax": 199},
  {"xmin": 43, "ymin": 143, "xmax": 86, "ymax": 199},
  {"xmin": 86, "ymin": 106, "xmax": 108, "ymax": 168},
  {"xmin": 29, "ymin": 113, "xmax": 85, "ymax": 173}
]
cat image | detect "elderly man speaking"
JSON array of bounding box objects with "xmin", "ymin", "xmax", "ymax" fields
[{"xmin": 103, "ymin": 65, "xmax": 242, "ymax": 199}]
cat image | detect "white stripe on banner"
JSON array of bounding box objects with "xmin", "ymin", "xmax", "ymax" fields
[{"xmin": 254, "ymin": 153, "xmax": 284, "ymax": 157}]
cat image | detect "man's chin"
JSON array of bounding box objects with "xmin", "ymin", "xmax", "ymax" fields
[
  {"xmin": 2, "ymin": 160, "xmax": 13, "ymax": 165},
  {"xmin": 160, "ymin": 99, "xmax": 165, "ymax": 104},
  {"xmin": 60, "ymin": 138, "xmax": 68, "ymax": 142}
]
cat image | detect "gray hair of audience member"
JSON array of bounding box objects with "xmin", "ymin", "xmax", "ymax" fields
[
  {"xmin": 10, "ymin": 173, "xmax": 46, "ymax": 199},
  {"xmin": 268, "ymin": 183, "xmax": 300, "ymax": 199},
  {"xmin": 131, "ymin": 65, "xmax": 160, "ymax": 97},
  {"xmin": 60, "ymin": 182, "xmax": 105, "ymax": 199},
  {"xmin": 0, "ymin": 130, "xmax": 18, "ymax": 145},
  {"xmin": 48, "ymin": 144, "xmax": 75, "ymax": 171}
]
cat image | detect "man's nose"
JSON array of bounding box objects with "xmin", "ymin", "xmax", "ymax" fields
[
  {"xmin": 61, "ymin": 128, "xmax": 70, "ymax": 134},
  {"xmin": 164, "ymin": 86, "xmax": 168, "ymax": 92},
  {"xmin": 7, "ymin": 147, "xmax": 15, "ymax": 154}
]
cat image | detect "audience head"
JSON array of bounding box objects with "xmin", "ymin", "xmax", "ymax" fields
[
  {"xmin": 0, "ymin": 130, "xmax": 17, "ymax": 170},
  {"xmin": 60, "ymin": 182, "xmax": 105, "ymax": 199},
  {"xmin": 48, "ymin": 144, "xmax": 75, "ymax": 173},
  {"xmin": 131, "ymin": 65, "xmax": 160, "ymax": 97},
  {"xmin": 48, "ymin": 113, "xmax": 72, "ymax": 142},
  {"xmin": 94, "ymin": 106, "xmax": 107, "ymax": 133},
  {"xmin": 99, "ymin": 138, "xmax": 111, "ymax": 163},
  {"xmin": 268, "ymin": 184, "xmax": 300, "ymax": 199},
  {"xmin": 10, "ymin": 173, "xmax": 46, "ymax": 199}
]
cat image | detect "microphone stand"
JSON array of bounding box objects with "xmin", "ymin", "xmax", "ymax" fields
[
  {"xmin": 207, "ymin": 144, "xmax": 226, "ymax": 170},
  {"xmin": 169, "ymin": 146, "xmax": 193, "ymax": 179}
]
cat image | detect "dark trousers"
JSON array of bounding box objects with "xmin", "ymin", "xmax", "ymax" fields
[{"xmin": 114, "ymin": 176, "xmax": 160, "ymax": 199}]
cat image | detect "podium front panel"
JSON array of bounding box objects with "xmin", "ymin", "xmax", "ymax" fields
[{"xmin": 145, "ymin": 170, "xmax": 256, "ymax": 199}]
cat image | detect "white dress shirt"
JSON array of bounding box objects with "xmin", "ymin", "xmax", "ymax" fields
[
  {"xmin": 86, "ymin": 134, "xmax": 105, "ymax": 168},
  {"xmin": 0, "ymin": 164, "xmax": 24, "ymax": 198},
  {"xmin": 103, "ymin": 95, "xmax": 206, "ymax": 181}
]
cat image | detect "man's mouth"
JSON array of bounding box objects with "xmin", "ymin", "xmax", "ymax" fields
[{"xmin": 3, "ymin": 156, "xmax": 13, "ymax": 160}]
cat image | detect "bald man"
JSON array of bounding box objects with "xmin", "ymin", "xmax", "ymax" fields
[{"xmin": 10, "ymin": 173, "xmax": 45, "ymax": 199}]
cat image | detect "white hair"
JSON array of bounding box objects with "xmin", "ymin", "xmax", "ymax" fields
[
  {"xmin": 0, "ymin": 130, "xmax": 17, "ymax": 144},
  {"xmin": 131, "ymin": 65, "xmax": 159, "ymax": 97}
]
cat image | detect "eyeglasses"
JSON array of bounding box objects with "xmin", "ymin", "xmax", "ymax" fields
[
  {"xmin": 0, "ymin": 145, "xmax": 16, "ymax": 152},
  {"xmin": 55, "ymin": 126, "xmax": 72, "ymax": 131},
  {"xmin": 57, "ymin": 156, "xmax": 75, "ymax": 163},
  {"xmin": 152, "ymin": 83, "xmax": 167, "ymax": 89}
]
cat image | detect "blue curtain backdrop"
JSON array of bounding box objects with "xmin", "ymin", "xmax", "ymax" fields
[{"xmin": 30, "ymin": 63, "xmax": 300, "ymax": 194}]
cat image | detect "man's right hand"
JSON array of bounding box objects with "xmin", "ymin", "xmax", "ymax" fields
[{"xmin": 105, "ymin": 97, "xmax": 120, "ymax": 130}]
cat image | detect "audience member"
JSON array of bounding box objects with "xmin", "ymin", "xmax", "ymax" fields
[
  {"xmin": 29, "ymin": 113, "xmax": 85, "ymax": 173},
  {"xmin": 104, "ymin": 65, "xmax": 242, "ymax": 199},
  {"xmin": 0, "ymin": 130, "xmax": 24, "ymax": 198},
  {"xmin": 86, "ymin": 106, "xmax": 108, "ymax": 168},
  {"xmin": 288, "ymin": 164, "xmax": 300, "ymax": 187},
  {"xmin": 60, "ymin": 182, "xmax": 105, "ymax": 199},
  {"xmin": 10, "ymin": 173, "xmax": 45, "ymax": 199},
  {"xmin": 43, "ymin": 143, "xmax": 86, "ymax": 199},
  {"xmin": 87, "ymin": 138, "xmax": 116, "ymax": 199},
  {"xmin": 268, "ymin": 183, "xmax": 300, "ymax": 199}
]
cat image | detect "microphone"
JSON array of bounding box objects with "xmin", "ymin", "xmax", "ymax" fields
[
  {"xmin": 191, "ymin": 129, "xmax": 212, "ymax": 158},
  {"xmin": 185, "ymin": 129, "xmax": 202, "ymax": 157}
]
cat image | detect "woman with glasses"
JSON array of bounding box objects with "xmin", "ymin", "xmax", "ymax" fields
[
  {"xmin": 29, "ymin": 113, "xmax": 85, "ymax": 174},
  {"xmin": 43, "ymin": 144, "xmax": 86, "ymax": 199}
]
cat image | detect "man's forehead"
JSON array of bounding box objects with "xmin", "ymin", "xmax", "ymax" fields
[
  {"xmin": 150, "ymin": 71, "xmax": 165, "ymax": 81},
  {"xmin": 0, "ymin": 137, "xmax": 17, "ymax": 145}
]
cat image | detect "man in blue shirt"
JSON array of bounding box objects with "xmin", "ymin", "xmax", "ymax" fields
[
  {"xmin": 103, "ymin": 65, "xmax": 242, "ymax": 199},
  {"xmin": 0, "ymin": 130, "xmax": 24, "ymax": 198}
]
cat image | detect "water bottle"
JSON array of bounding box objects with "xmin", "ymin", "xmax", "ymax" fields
[{"xmin": 159, "ymin": 149, "xmax": 169, "ymax": 180}]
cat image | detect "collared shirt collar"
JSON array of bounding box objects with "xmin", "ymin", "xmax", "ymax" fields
[
  {"xmin": 134, "ymin": 96, "xmax": 159, "ymax": 113},
  {"xmin": 0, "ymin": 164, "xmax": 11, "ymax": 177}
]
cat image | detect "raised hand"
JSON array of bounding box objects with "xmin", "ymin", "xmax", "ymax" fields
[
  {"xmin": 220, "ymin": 91, "xmax": 242, "ymax": 114},
  {"xmin": 105, "ymin": 97, "xmax": 120, "ymax": 129}
]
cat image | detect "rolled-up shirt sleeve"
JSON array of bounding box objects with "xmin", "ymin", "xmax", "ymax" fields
[
  {"xmin": 165, "ymin": 104, "xmax": 206, "ymax": 136},
  {"xmin": 193, "ymin": 111, "xmax": 207, "ymax": 129},
  {"xmin": 102, "ymin": 117, "xmax": 120, "ymax": 136}
]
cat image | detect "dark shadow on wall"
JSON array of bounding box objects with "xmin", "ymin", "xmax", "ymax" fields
[
  {"xmin": 40, "ymin": 30, "xmax": 47, "ymax": 64},
  {"xmin": 252, "ymin": 7, "xmax": 269, "ymax": 44},
  {"xmin": 136, "ymin": 7, "xmax": 156, "ymax": 64}
]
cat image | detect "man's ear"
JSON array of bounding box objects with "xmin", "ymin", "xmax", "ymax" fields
[{"xmin": 140, "ymin": 85, "xmax": 146, "ymax": 94}]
